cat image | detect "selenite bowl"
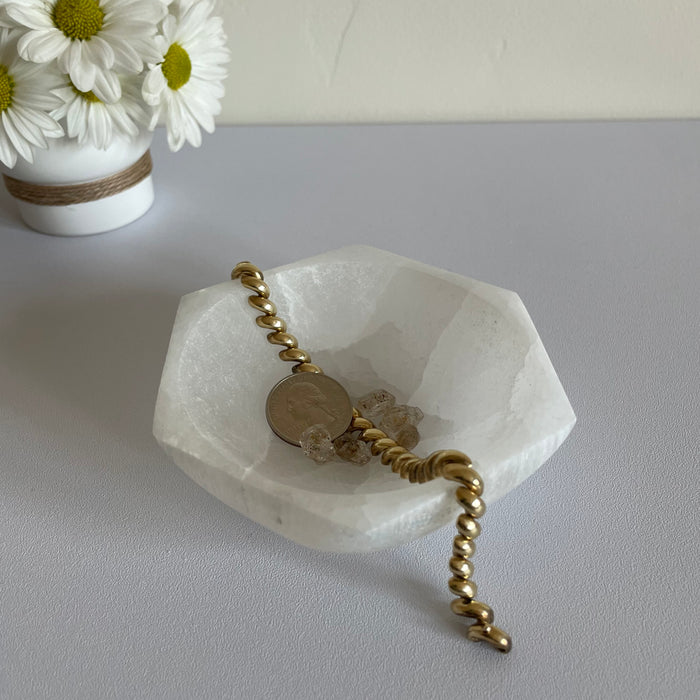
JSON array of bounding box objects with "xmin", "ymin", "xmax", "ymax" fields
[{"xmin": 153, "ymin": 246, "xmax": 575, "ymax": 552}]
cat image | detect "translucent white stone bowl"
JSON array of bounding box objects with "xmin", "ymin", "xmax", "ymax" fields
[{"xmin": 153, "ymin": 246, "xmax": 575, "ymax": 552}]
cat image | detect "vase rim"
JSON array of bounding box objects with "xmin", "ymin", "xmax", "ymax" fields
[{"xmin": 1, "ymin": 129, "xmax": 154, "ymax": 185}]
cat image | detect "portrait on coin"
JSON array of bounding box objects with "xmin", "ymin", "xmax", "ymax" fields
[{"xmin": 285, "ymin": 381, "xmax": 339, "ymax": 431}]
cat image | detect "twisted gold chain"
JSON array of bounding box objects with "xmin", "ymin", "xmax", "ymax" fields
[
  {"xmin": 232, "ymin": 261, "xmax": 323, "ymax": 374},
  {"xmin": 232, "ymin": 261, "xmax": 512, "ymax": 654}
]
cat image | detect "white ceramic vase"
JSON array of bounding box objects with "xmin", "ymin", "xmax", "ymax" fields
[{"xmin": 1, "ymin": 129, "xmax": 154, "ymax": 236}]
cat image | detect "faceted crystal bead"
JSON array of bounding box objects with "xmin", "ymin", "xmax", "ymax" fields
[
  {"xmin": 300, "ymin": 424, "xmax": 335, "ymax": 464},
  {"xmin": 355, "ymin": 389, "xmax": 396, "ymax": 423},
  {"xmin": 400, "ymin": 405, "xmax": 424, "ymax": 425},
  {"xmin": 379, "ymin": 404, "xmax": 424, "ymax": 435},
  {"xmin": 333, "ymin": 432, "xmax": 372, "ymax": 465},
  {"xmin": 379, "ymin": 404, "xmax": 424, "ymax": 449}
]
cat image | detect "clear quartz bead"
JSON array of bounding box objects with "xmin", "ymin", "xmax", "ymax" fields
[
  {"xmin": 300, "ymin": 424, "xmax": 335, "ymax": 464},
  {"xmin": 395, "ymin": 424, "xmax": 420, "ymax": 450},
  {"xmin": 379, "ymin": 403, "xmax": 424, "ymax": 448},
  {"xmin": 355, "ymin": 389, "xmax": 396, "ymax": 423},
  {"xmin": 379, "ymin": 404, "xmax": 424, "ymax": 435},
  {"xmin": 333, "ymin": 432, "xmax": 372, "ymax": 465}
]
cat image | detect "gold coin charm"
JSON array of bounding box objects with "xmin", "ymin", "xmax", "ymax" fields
[{"xmin": 266, "ymin": 373, "xmax": 353, "ymax": 445}]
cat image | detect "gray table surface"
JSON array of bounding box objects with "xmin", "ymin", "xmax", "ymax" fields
[{"xmin": 1, "ymin": 123, "xmax": 698, "ymax": 700}]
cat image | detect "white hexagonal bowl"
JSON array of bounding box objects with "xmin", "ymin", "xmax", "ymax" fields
[{"xmin": 153, "ymin": 246, "xmax": 575, "ymax": 552}]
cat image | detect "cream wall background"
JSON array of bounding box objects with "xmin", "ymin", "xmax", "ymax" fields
[{"xmin": 218, "ymin": 0, "xmax": 699, "ymax": 124}]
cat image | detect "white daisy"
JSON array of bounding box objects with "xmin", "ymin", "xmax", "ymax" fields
[
  {"xmin": 1, "ymin": 0, "xmax": 167, "ymax": 102},
  {"xmin": 142, "ymin": 0, "xmax": 228, "ymax": 151},
  {"xmin": 0, "ymin": 29, "xmax": 64, "ymax": 168},
  {"xmin": 51, "ymin": 75, "xmax": 147, "ymax": 149}
]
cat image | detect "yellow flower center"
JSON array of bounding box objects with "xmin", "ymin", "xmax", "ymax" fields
[
  {"xmin": 72, "ymin": 84, "xmax": 101, "ymax": 103},
  {"xmin": 52, "ymin": 0, "xmax": 104, "ymax": 41},
  {"xmin": 0, "ymin": 65, "xmax": 15, "ymax": 112},
  {"xmin": 161, "ymin": 43, "xmax": 191, "ymax": 91}
]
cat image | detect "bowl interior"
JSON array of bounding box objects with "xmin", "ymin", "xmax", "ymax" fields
[{"xmin": 177, "ymin": 260, "xmax": 533, "ymax": 497}]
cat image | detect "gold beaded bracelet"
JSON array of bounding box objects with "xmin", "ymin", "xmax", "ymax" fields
[{"xmin": 232, "ymin": 261, "xmax": 512, "ymax": 654}]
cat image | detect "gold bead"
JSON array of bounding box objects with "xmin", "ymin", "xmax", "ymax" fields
[
  {"xmin": 466, "ymin": 623, "xmax": 512, "ymax": 654},
  {"xmin": 426, "ymin": 449, "xmax": 471, "ymax": 474},
  {"xmin": 442, "ymin": 463, "xmax": 484, "ymax": 496},
  {"xmin": 231, "ymin": 262, "xmax": 263, "ymax": 280},
  {"xmin": 248, "ymin": 296, "xmax": 276, "ymax": 315},
  {"xmin": 256, "ymin": 315, "xmax": 286, "ymax": 332},
  {"xmin": 448, "ymin": 576, "xmax": 477, "ymax": 600},
  {"xmin": 452, "ymin": 535, "xmax": 476, "ymax": 558},
  {"xmin": 241, "ymin": 277, "xmax": 270, "ymax": 298},
  {"xmin": 407, "ymin": 463, "xmax": 421, "ymax": 483},
  {"xmin": 391, "ymin": 452, "xmax": 418, "ymax": 474},
  {"xmin": 449, "ymin": 556, "xmax": 474, "ymax": 579},
  {"xmin": 450, "ymin": 600, "xmax": 494, "ymax": 624},
  {"xmin": 456, "ymin": 513, "xmax": 481, "ymax": 540},
  {"xmin": 291, "ymin": 363, "xmax": 324, "ymax": 374},
  {"xmin": 455, "ymin": 487, "xmax": 486, "ymax": 518},
  {"xmin": 380, "ymin": 446, "xmax": 407, "ymax": 464},
  {"xmin": 279, "ymin": 348, "xmax": 311, "ymax": 363},
  {"xmin": 360, "ymin": 428, "xmax": 387, "ymax": 442},
  {"xmin": 351, "ymin": 416, "xmax": 373, "ymax": 431},
  {"xmin": 371, "ymin": 437, "xmax": 397, "ymax": 455},
  {"xmin": 266, "ymin": 331, "xmax": 298, "ymax": 348},
  {"xmin": 399, "ymin": 459, "xmax": 419, "ymax": 480}
]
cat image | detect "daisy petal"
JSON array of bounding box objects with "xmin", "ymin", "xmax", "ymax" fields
[
  {"xmin": 92, "ymin": 70, "xmax": 122, "ymax": 103},
  {"xmin": 109, "ymin": 103, "xmax": 138, "ymax": 138},
  {"xmin": 160, "ymin": 15, "xmax": 178, "ymax": 43},
  {"xmin": 17, "ymin": 28, "xmax": 66, "ymax": 64},
  {"xmin": 147, "ymin": 105, "xmax": 161, "ymax": 131},
  {"xmin": 165, "ymin": 98, "xmax": 187, "ymax": 151},
  {"xmin": 182, "ymin": 91, "xmax": 215, "ymax": 133},
  {"xmin": 66, "ymin": 97, "xmax": 84, "ymax": 139},
  {"xmin": 75, "ymin": 101, "xmax": 89, "ymax": 144},
  {"xmin": 87, "ymin": 105, "xmax": 103, "ymax": 149},
  {"xmin": 2, "ymin": 109, "xmax": 34, "ymax": 162},
  {"xmin": 104, "ymin": 36, "xmax": 142, "ymax": 73},
  {"xmin": 142, "ymin": 67, "xmax": 166, "ymax": 105},
  {"xmin": 70, "ymin": 56, "xmax": 98, "ymax": 94},
  {"xmin": 7, "ymin": 106, "xmax": 48, "ymax": 149},
  {"xmin": 0, "ymin": 130, "xmax": 18, "ymax": 168},
  {"xmin": 15, "ymin": 89, "xmax": 63, "ymax": 112},
  {"xmin": 5, "ymin": 5, "xmax": 53, "ymax": 30},
  {"xmin": 15, "ymin": 106, "xmax": 63, "ymax": 138},
  {"xmin": 64, "ymin": 40, "xmax": 84, "ymax": 79},
  {"xmin": 84, "ymin": 36, "xmax": 115, "ymax": 70},
  {"xmin": 177, "ymin": 2, "xmax": 216, "ymax": 43},
  {"xmin": 92, "ymin": 106, "xmax": 112, "ymax": 150},
  {"xmin": 182, "ymin": 110, "xmax": 202, "ymax": 147}
]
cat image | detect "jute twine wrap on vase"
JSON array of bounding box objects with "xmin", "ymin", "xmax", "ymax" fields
[{"xmin": 3, "ymin": 150, "xmax": 152, "ymax": 207}]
